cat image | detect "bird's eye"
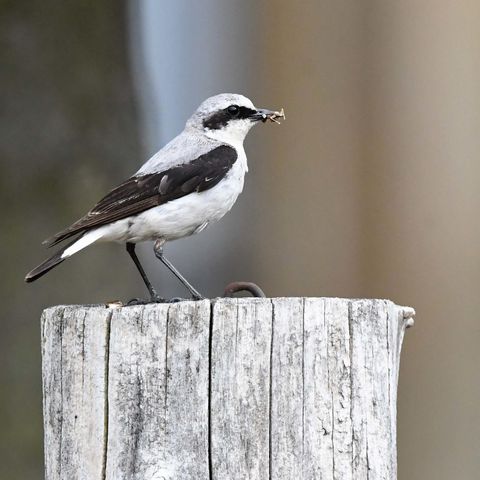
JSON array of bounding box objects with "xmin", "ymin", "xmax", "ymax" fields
[{"xmin": 227, "ymin": 105, "xmax": 240, "ymax": 116}]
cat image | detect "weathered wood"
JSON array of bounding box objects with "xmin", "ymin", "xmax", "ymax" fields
[
  {"xmin": 41, "ymin": 298, "xmax": 414, "ymax": 480},
  {"xmin": 42, "ymin": 305, "xmax": 111, "ymax": 480}
]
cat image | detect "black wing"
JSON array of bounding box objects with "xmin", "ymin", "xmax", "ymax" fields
[{"xmin": 44, "ymin": 145, "xmax": 237, "ymax": 247}]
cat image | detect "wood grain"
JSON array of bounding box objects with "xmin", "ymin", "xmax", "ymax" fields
[{"xmin": 42, "ymin": 298, "xmax": 413, "ymax": 479}]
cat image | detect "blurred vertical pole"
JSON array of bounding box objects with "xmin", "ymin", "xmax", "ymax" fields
[
  {"xmin": 247, "ymin": 1, "xmax": 480, "ymax": 478},
  {"xmin": 127, "ymin": 0, "xmax": 261, "ymax": 298},
  {"xmin": 1, "ymin": 2, "xmax": 141, "ymax": 478},
  {"xmin": 362, "ymin": 2, "xmax": 480, "ymax": 479},
  {"xmin": 253, "ymin": 1, "xmax": 365, "ymax": 297}
]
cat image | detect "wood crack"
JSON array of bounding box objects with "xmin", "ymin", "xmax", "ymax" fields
[
  {"xmin": 268, "ymin": 299, "xmax": 275, "ymax": 480},
  {"xmin": 325, "ymin": 301, "xmax": 336, "ymax": 478},
  {"xmin": 385, "ymin": 303, "xmax": 392, "ymax": 418},
  {"xmin": 301, "ymin": 298, "xmax": 306, "ymax": 477},
  {"xmin": 348, "ymin": 301, "xmax": 355, "ymax": 475},
  {"xmin": 81, "ymin": 311, "xmax": 87, "ymax": 392},
  {"xmin": 207, "ymin": 300, "xmax": 214, "ymax": 480},
  {"xmin": 101, "ymin": 310, "xmax": 113, "ymax": 480},
  {"xmin": 59, "ymin": 308, "xmax": 65, "ymax": 477},
  {"xmin": 164, "ymin": 306, "xmax": 170, "ymax": 421}
]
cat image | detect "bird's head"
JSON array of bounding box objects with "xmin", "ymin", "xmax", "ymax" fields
[{"xmin": 186, "ymin": 93, "xmax": 285, "ymax": 145}]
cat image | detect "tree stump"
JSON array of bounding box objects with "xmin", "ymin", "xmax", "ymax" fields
[{"xmin": 41, "ymin": 298, "xmax": 414, "ymax": 480}]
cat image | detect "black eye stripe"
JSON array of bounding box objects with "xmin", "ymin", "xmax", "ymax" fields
[
  {"xmin": 203, "ymin": 106, "xmax": 257, "ymax": 130},
  {"xmin": 236, "ymin": 106, "xmax": 257, "ymax": 119}
]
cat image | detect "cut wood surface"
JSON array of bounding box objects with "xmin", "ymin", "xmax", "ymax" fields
[{"xmin": 41, "ymin": 298, "xmax": 414, "ymax": 480}]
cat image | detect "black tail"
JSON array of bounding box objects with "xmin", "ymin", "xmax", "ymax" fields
[{"xmin": 25, "ymin": 236, "xmax": 80, "ymax": 283}]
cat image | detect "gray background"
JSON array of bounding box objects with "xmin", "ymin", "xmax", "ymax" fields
[{"xmin": 1, "ymin": 1, "xmax": 479, "ymax": 478}]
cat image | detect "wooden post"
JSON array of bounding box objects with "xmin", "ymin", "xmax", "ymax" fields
[{"xmin": 41, "ymin": 298, "xmax": 414, "ymax": 480}]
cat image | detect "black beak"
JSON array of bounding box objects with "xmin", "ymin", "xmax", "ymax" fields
[{"xmin": 252, "ymin": 108, "xmax": 286, "ymax": 124}]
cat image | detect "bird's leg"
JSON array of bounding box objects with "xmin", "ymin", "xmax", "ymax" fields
[
  {"xmin": 126, "ymin": 242, "xmax": 164, "ymax": 303},
  {"xmin": 153, "ymin": 240, "xmax": 204, "ymax": 300}
]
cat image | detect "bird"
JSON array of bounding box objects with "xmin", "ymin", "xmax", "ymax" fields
[{"xmin": 25, "ymin": 93, "xmax": 285, "ymax": 302}]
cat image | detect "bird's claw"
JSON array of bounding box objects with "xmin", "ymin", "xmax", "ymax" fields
[
  {"xmin": 168, "ymin": 293, "xmax": 205, "ymax": 302},
  {"xmin": 126, "ymin": 295, "xmax": 167, "ymax": 305},
  {"xmin": 126, "ymin": 298, "xmax": 147, "ymax": 306},
  {"xmin": 191, "ymin": 293, "xmax": 205, "ymax": 301},
  {"xmin": 168, "ymin": 297, "xmax": 186, "ymax": 303}
]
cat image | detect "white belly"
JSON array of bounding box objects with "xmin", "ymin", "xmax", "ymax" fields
[{"xmin": 98, "ymin": 154, "xmax": 247, "ymax": 244}]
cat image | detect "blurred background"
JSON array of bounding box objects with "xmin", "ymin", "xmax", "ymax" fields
[{"xmin": 1, "ymin": 1, "xmax": 479, "ymax": 478}]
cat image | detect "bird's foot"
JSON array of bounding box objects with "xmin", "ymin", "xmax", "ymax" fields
[
  {"xmin": 168, "ymin": 297, "xmax": 186, "ymax": 303},
  {"xmin": 167, "ymin": 294, "xmax": 206, "ymax": 303},
  {"xmin": 126, "ymin": 295, "xmax": 167, "ymax": 305},
  {"xmin": 151, "ymin": 294, "xmax": 167, "ymax": 303},
  {"xmin": 191, "ymin": 293, "xmax": 205, "ymax": 301},
  {"xmin": 126, "ymin": 298, "xmax": 148, "ymax": 306}
]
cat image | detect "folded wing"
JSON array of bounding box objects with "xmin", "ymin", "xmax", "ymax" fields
[{"xmin": 44, "ymin": 145, "xmax": 237, "ymax": 247}]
